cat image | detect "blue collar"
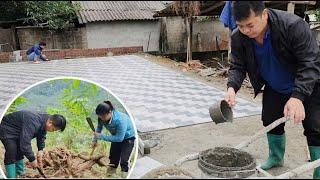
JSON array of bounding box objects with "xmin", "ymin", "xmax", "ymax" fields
[
  {"xmin": 252, "ymin": 26, "xmax": 270, "ymax": 46},
  {"xmin": 264, "ymin": 26, "xmax": 271, "ymax": 40}
]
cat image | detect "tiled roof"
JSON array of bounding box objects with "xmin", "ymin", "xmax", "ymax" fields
[{"xmin": 73, "ymin": 1, "xmax": 166, "ymax": 24}]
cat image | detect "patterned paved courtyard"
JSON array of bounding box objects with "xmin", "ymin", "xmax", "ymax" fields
[{"xmin": 0, "ymin": 55, "xmax": 261, "ymax": 132}]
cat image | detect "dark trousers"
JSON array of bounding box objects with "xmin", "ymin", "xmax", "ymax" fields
[
  {"xmin": 109, "ymin": 137, "xmax": 135, "ymax": 172},
  {"xmin": 262, "ymin": 84, "xmax": 320, "ymax": 146},
  {"xmin": 0, "ymin": 138, "xmax": 24, "ymax": 165}
]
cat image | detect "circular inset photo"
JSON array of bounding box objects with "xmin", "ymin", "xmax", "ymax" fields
[{"xmin": 0, "ymin": 77, "xmax": 138, "ymax": 179}]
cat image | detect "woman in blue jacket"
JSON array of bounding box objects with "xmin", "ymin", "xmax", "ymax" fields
[{"xmin": 92, "ymin": 101, "xmax": 136, "ymax": 175}]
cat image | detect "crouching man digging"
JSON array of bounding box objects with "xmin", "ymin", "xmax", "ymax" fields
[
  {"xmin": 224, "ymin": 1, "xmax": 320, "ymax": 179},
  {"xmin": 0, "ymin": 110, "xmax": 67, "ymax": 178}
]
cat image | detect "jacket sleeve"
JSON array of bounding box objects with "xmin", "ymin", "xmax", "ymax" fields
[
  {"xmin": 227, "ymin": 32, "xmax": 247, "ymax": 93},
  {"xmin": 289, "ymin": 19, "xmax": 320, "ymax": 101},
  {"xmin": 98, "ymin": 118, "xmax": 127, "ymax": 143},
  {"xmin": 34, "ymin": 45, "xmax": 41, "ymax": 56},
  {"xmin": 36, "ymin": 131, "xmax": 47, "ymax": 151},
  {"xmin": 39, "ymin": 54, "xmax": 46, "ymax": 61},
  {"xmin": 19, "ymin": 122, "xmax": 37, "ymax": 162}
]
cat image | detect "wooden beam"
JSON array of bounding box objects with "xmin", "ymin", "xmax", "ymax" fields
[
  {"xmin": 265, "ymin": 1, "xmax": 316, "ymax": 5},
  {"xmin": 290, "ymin": 1, "xmax": 316, "ymax": 5},
  {"xmin": 200, "ymin": 1, "xmax": 225, "ymax": 15}
]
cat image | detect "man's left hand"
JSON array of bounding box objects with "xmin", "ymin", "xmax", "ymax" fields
[{"xmin": 284, "ymin": 97, "xmax": 305, "ymax": 124}]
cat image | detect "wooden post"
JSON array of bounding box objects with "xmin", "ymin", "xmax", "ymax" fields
[
  {"xmin": 287, "ymin": 2, "xmax": 295, "ymax": 14},
  {"xmin": 189, "ymin": 16, "xmax": 193, "ymax": 62},
  {"xmin": 227, "ymin": 29, "xmax": 232, "ymax": 62},
  {"xmin": 185, "ymin": 16, "xmax": 191, "ymax": 63}
]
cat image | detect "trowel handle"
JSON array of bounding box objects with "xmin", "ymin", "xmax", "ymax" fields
[{"xmin": 235, "ymin": 117, "xmax": 290, "ymax": 150}]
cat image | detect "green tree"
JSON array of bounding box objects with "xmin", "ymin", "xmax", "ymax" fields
[
  {"xmin": 0, "ymin": 1, "xmax": 27, "ymax": 22},
  {"xmin": 24, "ymin": 1, "xmax": 81, "ymax": 30},
  {"xmin": 6, "ymin": 96, "xmax": 28, "ymax": 114},
  {"xmin": 315, "ymin": 9, "xmax": 320, "ymax": 21}
]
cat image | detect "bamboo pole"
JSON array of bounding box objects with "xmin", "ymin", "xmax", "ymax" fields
[
  {"xmin": 174, "ymin": 153, "xmax": 199, "ymax": 166},
  {"xmin": 276, "ymin": 158, "xmax": 320, "ymax": 179},
  {"xmin": 235, "ymin": 117, "xmax": 290, "ymax": 150}
]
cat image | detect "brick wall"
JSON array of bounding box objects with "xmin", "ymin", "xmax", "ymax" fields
[
  {"xmin": 0, "ymin": 27, "xmax": 15, "ymax": 51},
  {"xmin": 16, "ymin": 26, "xmax": 87, "ymax": 50},
  {"xmin": 0, "ymin": 46, "xmax": 143, "ymax": 63},
  {"xmin": 0, "ymin": 52, "xmax": 11, "ymax": 63}
]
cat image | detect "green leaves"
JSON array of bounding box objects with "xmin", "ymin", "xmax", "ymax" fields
[
  {"xmin": 45, "ymin": 79, "xmax": 113, "ymax": 154},
  {"xmin": 23, "ymin": 1, "xmax": 81, "ymax": 30},
  {"xmin": 6, "ymin": 96, "xmax": 28, "ymax": 114}
]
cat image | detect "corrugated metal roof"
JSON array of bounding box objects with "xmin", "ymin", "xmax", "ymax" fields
[{"xmin": 73, "ymin": 1, "xmax": 166, "ymax": 24}]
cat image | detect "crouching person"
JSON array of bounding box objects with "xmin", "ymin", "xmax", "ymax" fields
[{"xmin": 0, "ymin": 110, "xmax": 67, "ymax": 178}]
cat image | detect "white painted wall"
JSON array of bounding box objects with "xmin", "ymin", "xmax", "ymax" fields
[{"xmin": 86, "ymin": 20, "xmax": 161, "ymax": 52}]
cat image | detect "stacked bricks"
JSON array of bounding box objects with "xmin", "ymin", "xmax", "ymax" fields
[{"xmin": 0, "ymin": 46, "xmax": 143, "ymax": 63}]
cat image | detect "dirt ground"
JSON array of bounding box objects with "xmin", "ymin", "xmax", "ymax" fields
[{"xmin": 136, "ymin": 53, "xmax": 313, "ymax": 179}]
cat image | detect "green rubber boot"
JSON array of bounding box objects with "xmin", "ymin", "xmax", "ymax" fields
[
  {"xmin": 15, "ymin": 159, "xmax": 25, "ymax": 176},
  {"xmin": 309, "ymin": 146, "xmax": 320, "ymax": 179},
  {"xmin": 5, "ymin": 164, "xmax": 16, "ymax": 179},
  {"xmin": 261, "ymin": 133, "xmax": 286, "ymax": 170}
]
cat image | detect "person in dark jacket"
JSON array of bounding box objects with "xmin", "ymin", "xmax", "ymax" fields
[
  {"xmin": 92, "ymin": 101, "xmax": 136, "ymax": 178},
  {"xmin": 224, "ymin": 1, "xmax": 320, "ymax": 179},
  {"xmin": 0, "ymin": 110, "xmax": 67, "ymax": 178},
  {"xmin": 26, "ymin": 42, "xmax": 49, "ymax": 64}
]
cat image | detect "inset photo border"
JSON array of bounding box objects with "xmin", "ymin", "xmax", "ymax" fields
[{"xmin": 0, "ymin": 77, "xmax": 138, "ymax": 179}]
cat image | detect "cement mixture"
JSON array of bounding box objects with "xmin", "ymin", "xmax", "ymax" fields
[
  {"xmin": 200, "ymin": 147, "xmax": 254, "ymax": 168},
  {"xmin": 141, "ymin": 166, "xmax": 194, "ymax": 179}
]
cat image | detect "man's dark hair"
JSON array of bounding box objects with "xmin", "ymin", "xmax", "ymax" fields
[
  {"xmin": 50, "ymin": 114, "xmax": 67, "ymax": 132},
  {"xmin": 233, "ymin": 1, "xmax": 265, "ymax": 22},
  {"xmin": 39, "ymin": 42, "xmax": 46, "ymax": 46}
]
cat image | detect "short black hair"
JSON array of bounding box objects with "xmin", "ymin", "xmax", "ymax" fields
[
  {"xmin": 233, "ymin": 1, "xmax": 265, "ymax": 22},
  {"xmin": 39, "ymin": 42, "xmax": 46, "ymax": 46},
  {"xmin": 96, "ymin": 101, "xmax": 114, "ymax": 116},
  {"xmin": 50, "ymin": 114, "xmax": 66, "ymax": 132}
]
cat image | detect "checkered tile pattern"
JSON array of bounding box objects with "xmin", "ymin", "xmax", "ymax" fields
[{"xmin": 0, "ymin": 55, "xmax": 261, "ymax": 132}]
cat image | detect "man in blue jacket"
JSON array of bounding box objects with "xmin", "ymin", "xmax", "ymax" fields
[
  {"xmin": 0, "ymin": 110, "xmax": 67, "ymax": 178},
  {"xmin": 26, "ymin": 42, "xmax": 49, "ymax": 64},
  {"xmin": 224, "ymin": 1, "xmax": 320, "ymax": 179},
  {"xmin": 92, "ymin": 101, "xmax": 136, "ymax": 178}
]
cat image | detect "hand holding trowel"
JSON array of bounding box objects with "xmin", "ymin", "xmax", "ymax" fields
[{"xmin": 86, "ymin": 117, "xmax": 97, "ymax": 158}]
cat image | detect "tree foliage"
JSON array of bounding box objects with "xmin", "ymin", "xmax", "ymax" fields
[
  {"xmin": 315, "ymin": 9, "xmax": 320, "ymax": 21},
  {"xmin": 24, "ymin": 1, "xmax": 81, "ymax": 30},
  {"xmin": 6, "ymin": 96, "xmax": 28, "ymax": 114},
  {"xmin": 0, "ymin": 1, "xmax": 27, "ymax": 22}
]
